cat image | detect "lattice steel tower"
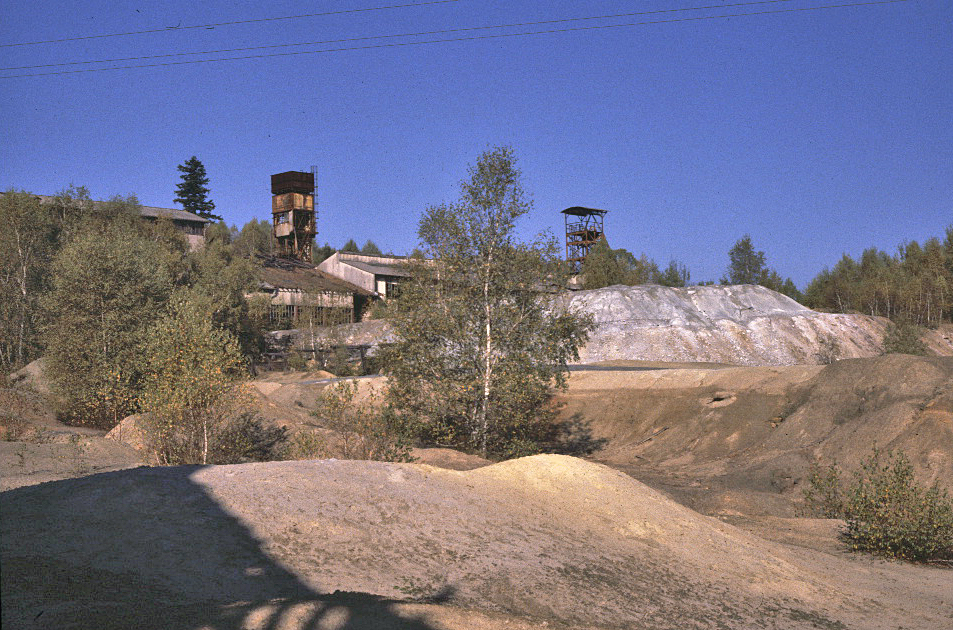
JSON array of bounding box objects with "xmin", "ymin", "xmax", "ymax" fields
[
  {"xmin": 271, "ymin": 171, "xmax": 316, "ymax": 262},
  {"xmin": 562, "ymin": 206, "xmax": 607, "ymax": 273}
]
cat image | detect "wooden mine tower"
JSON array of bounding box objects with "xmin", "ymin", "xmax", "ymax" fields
[
  {"xmin": 272, "ymin": 171, "xmax": 316, "ymax": 262},
  {"xmin": 562, "ymin": 206, "xmax": 607, "ymax": 273}
]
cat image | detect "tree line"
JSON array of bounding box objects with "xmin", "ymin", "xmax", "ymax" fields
[
  {"xmin": 579, "ymin": 232, "xmax": 801, "ymax": 300},
  {"xmin": 803, "ymin": 231, "xmax": 953, "ymax": 327},
  {"xmin": 2, "ymin": 151, "xmax": 949, "ymax": 463},
  {"xmin": 0, "ymin": 188, "xmax": 264, "ymax": 422},
  {"xmin": 580, "ymin": 227, "xmax": 953, "ymax": 330},
  {"xmin": 223, "ymin": 216, "xmax": 386, "ymax": 265}
]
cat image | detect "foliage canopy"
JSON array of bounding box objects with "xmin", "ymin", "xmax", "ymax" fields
[
  {"xmin": 381, "ymin": 147, "xmax": 592, "ymax": 458},
  {"xmin": 804, "ymin": 228, "xmax": 953, "ymax": 327},
  {"xmin": 43, "ymin": 205, "xmax": 176, "ymax": 427},
  {"xmin": 722, "ymin": 234, "xmax": 802, "ymax": 301},
  {"xmin": 803, "ymin": 448, "xmax": 953, "ymax": 562},
  {"xmin": 579, "ymin": 238, "xmax": 689, "ymax": 289},
  {"xmin": 0, "ymin": 191, "xmax": 58, "ymax": 370},
  {"xmin": 139, "ymin": 297, "xmax": 279, "ymax": 464}
]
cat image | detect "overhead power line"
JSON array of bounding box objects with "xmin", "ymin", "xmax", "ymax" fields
[
  {"xmin": 0, "ymin": 0, "xmax": 461, "ymax": 48},
  {"xmin": 0, "ymin": 0, "xmax": 913, "ymax": 80},
  {"xmin": 0, "ymin": 0, "xmax": 803, "ymax": 71}
]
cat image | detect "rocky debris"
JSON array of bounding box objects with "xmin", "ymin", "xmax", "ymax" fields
[
  {"xmin": 3, "ymin": 455, "xmax": 951, "ymax": 630},
  {"xmin": 568, "ymin": 284, "xmax": 900, "ymax": 365}
]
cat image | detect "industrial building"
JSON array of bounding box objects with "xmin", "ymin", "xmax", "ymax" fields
[{"xmin": 0, "ymin": 192, "xmax": 209, "ymax": 250}]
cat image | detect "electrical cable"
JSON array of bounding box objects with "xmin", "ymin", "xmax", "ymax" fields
[
  {"xmin": 0, "ymin": 0, "xmax": 913, "ymax": 80},
  {"xmin": 0, "ymin": 0, "xmax": 461, "ymax": 48},
  {"xmin": 1, "ymin": 0, "xmax": 802, "ymax": 72}
]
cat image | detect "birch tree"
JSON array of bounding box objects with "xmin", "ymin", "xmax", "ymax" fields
[
  {"xmin": 382, "ymin": 147, "xmax": 591, "ymax": 458},
  {"xmin": 43, "ymin": 217, "xmax": 173, "ymax": 427},
  {"xmin": 0, "ymin": 191, "xmax": 58, "ymax": 370}
]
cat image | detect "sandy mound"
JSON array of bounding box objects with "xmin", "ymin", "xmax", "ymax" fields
[
  {"xmin": 251, "ymin": 374, "xmax": 384, "ymax": 428},
  {"xmin": 411, "ymin": 447, "xmax": 492, "ymax": 470},
  {"xmin": 559, "ymin": 354, "xmax": 953, "ymax": 515},
  {"xmin": 8, "ymin": 357, "xmax": 51, "ymax": 394},
  {"xmin": 923, "ymin": 323, "xmax": 953, "ymax": 356},
  {"xmin": 0, "ymin": 438, "xmax": 145, "ymax": 491},
  {"xmin": 1, "ymin": 377, "xmax": 146, "ymax": 490},
  {"xmin": 568, "ymin": 284, "xmax": 905, "ymax": 365},
  {"xmin": 105, "ymin": 413, "xmax": 152, "ymax": 453},
  {"xmin": 4, "ymin": 455, "xmax": 951, "ymax": 629}
]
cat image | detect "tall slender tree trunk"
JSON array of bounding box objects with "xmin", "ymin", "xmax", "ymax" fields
[
  {"xmin": 15, "ymin": 230, "xmax": 28, "ymax": 366},
  {"xmin": 477, "ymin": 250, "xmax": 494, "ymax": 457}
]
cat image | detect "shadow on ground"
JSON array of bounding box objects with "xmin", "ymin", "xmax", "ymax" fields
[{"xmin": 1, "ymin": 466, "xmax": 445, "ymax": 630}]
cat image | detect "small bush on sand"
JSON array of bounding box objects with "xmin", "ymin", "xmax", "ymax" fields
[
  {"xmin": 882, "ymin": 322, "xmax": 928, "ymax": 356},
  {"xmin": 803, "ymin": 448, "xmax": 953, "ymax": 562},
  {"xmin": 802, "ymin": 461, "xmax": 844, "ymax": 518},
  {"xmin": 311, "ymin": 380, "xmax": 416, "ymax": 462},
  {"xmin": 284, "ymin": 429, "xmax": 328, "ymax": 460},
  {"xmin": 210, "ymin": 411, "xmax": 287, "ymax": 464}
]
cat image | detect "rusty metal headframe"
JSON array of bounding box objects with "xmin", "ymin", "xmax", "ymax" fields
[
  {"xmin": 562, "ymin": 206, "xmax": 607, "ymax": 273},
  {"xmin": 272, "ymin": 171, "xmax": 316, "ymax": 262}
]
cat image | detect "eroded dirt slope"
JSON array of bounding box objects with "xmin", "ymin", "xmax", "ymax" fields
[{"xmin": 558, "ymin": 355, "xmax": 953, "ymax": 516}]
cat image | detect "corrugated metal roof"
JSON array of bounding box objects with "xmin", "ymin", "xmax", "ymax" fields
[
  {"xmin": 343, "ymin": 259, "xmax": 414, "ymax": 278},
  {"xmin": 259, "ymin": 257, "xmax": 373, "ymax": 295}
]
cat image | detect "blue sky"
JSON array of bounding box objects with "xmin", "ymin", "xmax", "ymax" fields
[{"xmin": 1, "ymin": 0, "xmax": 950, "ymax": 287}]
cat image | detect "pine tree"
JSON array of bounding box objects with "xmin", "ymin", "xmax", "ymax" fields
[
  {"xmin": 174, "ymin": 156, "xmax": 221, "ymax": 221},
  {"xmin": 658, "ymin": 260, "xmax": 690, "ymax": 287},
  {"xmin": 314, "ymin": 243, "xmax": 335, "ymax": 264}
]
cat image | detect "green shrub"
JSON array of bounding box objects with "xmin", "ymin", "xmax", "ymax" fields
[
  {"xmin": 841, "ymin": 449, "xmax": 953, "ymax": 562},
  {"xmin": 803, "ymin": 448, "xmax": 953, "ymax": 562},
  {"xmin": 139, "ymin": 297, "xmax": 249, "ymax": 465},
  {"xmin": 312, "ymin": 381, "xmax": 417, "ymax": 462},
  {"xmin": 802, "ymin": 461, "xmax": 844, "ymax": 518},
  {"xmin": 882, "ymin": 322, "xmax": 928, "ymax": 356},
  {"xmin": 284, "ymin": 429, "xmax": 328, "ymax": 460},
  {"xmin": 285, "ymin": 351, "xmax": 307, "ymax": 372},
  {"xmin": 210, "ymin": 411, "xmax": 287, "ymax": 464}
]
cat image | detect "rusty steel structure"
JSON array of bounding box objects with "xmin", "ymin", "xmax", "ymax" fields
[
  {"xmin": 562, "ymin": 206, "xmax": 607, "ymax": 273},
  {"xmin": 272, "ymin": 171, "xmax": 316, "ymax": 262}
]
